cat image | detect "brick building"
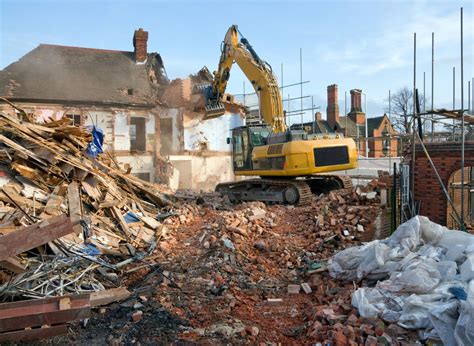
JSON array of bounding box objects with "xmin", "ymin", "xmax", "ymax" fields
[
  {"xmin": 409, "ymin": 142, "xmax": 474, "ymax": 228},
  {"xmin": 294, "ymin": 85, "xmax": 399, "ymax": 158}
]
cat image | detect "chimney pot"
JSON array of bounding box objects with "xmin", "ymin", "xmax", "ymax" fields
[
  {"xmin": 133, "ymin": 28, "xmax": 148, "ymax": 63},
  {"xmin": 315, "ymin": 111, "xmax": 322, "ymax": 121}
]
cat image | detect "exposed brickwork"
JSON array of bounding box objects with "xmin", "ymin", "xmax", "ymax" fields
[
  {"xmin": 348, "ymin": 89, "xmax": 365, "ymax": 125},
  {"xmin": 326, "ymin": 84, "xmax": 339, "ymax": 130},
  {"xmin": 409, "ymin": 142, "xmax": 474, "ymax": 225},
  {"xmin": 133, "ymin": 28, "xmax": 148, "ymax": 63},
  {"xmin": 350, "ymin": 89, "xmax": 362, "ymax": 112}
]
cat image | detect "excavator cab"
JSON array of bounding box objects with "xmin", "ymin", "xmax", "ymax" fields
[{"xmin": 230, "ymin": 125, "xmax": 269, "ymax": 171}]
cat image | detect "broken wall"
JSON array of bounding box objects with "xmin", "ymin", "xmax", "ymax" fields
[
  {"xmin": 0, "ymin": 103, "xmax": 160, "ymax": 182},
  {"xmin": 183, "ymin": 110, "xmax": 243, "ymax": 151},
  {"xmin": 168, "ymin": 154, "xmax": 234, "ymax": 191}
]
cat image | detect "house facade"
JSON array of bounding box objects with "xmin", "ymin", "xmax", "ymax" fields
[{"xmin": 0, "ymin": 29, "xmax": 243, "ymax": 190}]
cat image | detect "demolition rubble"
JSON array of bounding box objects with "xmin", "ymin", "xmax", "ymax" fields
[{"xmin": 0, "ymin": 106, "xmax": 456, "ymax": 344}]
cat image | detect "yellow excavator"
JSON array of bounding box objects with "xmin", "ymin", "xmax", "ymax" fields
[{"xmin": 198, "ymin": 25, "xmax": 357, "ymax": 205}]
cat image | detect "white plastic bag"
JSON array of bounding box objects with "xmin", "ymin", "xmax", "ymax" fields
[
  {"xmin": 384, "ymin": 216, "xmax": 421, "ymax": 253},
  {"xmin": 377, "ymin": 259, "xmax": 441, "ymax": 294}
]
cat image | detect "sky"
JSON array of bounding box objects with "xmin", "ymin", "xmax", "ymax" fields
[{"xmin": 0, "ymin": 0, "xmax": 472, "ymax": 125}]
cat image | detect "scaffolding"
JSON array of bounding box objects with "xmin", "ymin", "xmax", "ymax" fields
[{"xmin": 406, "ymin": 7, "xmax": 471, "ymax": 231}]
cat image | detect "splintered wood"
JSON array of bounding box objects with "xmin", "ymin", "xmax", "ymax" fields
[{"xmin": 0, "ymin": 108, "xmax": 174, "ymax": 299}]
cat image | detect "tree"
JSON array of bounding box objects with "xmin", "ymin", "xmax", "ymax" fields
[{"xmin": 387, "ymin": 86, "xmax": 426, "ymax": 134}]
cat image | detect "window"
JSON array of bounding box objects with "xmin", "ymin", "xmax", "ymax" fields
[
  {"xmin": 233, "ymin": 133, "xmax": 244, "ymax": 169},
  {"xmin": 250, "ymin": 128, "xmax": 269, "ymax": 146},
  {"xmin": 66, "ymin": 114, "xmax": 82, "ymax": 126},
  {"xmin": 130, "ymin": 124, "xmax": 137, "ymax": 141},
  {"xmin": 130, "ymin": 117, "xmax": 146, "ymax": 152},
  {"xmin": 133, "ymin": 172, "xmax": 150, "ymax": 182}
]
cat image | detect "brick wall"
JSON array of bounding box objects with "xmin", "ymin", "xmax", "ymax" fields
[{"xmin": 408, "ymin": 142, "xmax": 474, "ymax": 226}]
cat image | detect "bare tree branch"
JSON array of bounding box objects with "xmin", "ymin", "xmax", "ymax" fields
[{"xmin": 385, "ymin": 86, "xmax": 427, "ymax": 134}]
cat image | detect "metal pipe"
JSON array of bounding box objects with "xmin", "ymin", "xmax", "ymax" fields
[
  {"xmin": 411, "ymin": 32, "xmax": 416, "ymax": 215},
  {"xmin": 469, "ymin": 81, "xmax": 471, "ymax": 114},
  {"xmin": 300, "ymin": 48, "xmax": 303, "ymax": 126},
  {"xmin": 389, "ymin": 89, "xmax": 392, "ymax": 172},
  {"xmin": 393, "ymin": 162, "xmax": 397, "ymax": 231},
  {"xmin": 423, "ymin": 72, "xmax": 426, "ymax": 112},
  {"xmin": 431, "ymin": 32, "xmax": 435, "ymax": 139},
  {"xmin": 365, "ymin": 94, "xmax": 368, "ymax": 157},
  {"xmin": 288, "ymin": 93, "xmax": 290, "ymax": 126},
  {"xmin": 280, "ymin": 63, "xmax": 284, "ymax": 126},
  {"xmin": 344, "ymin": 91, "xmax": 347, "ymax": 137},
  {"xmin": 312, "ymin": 95, "xmax": 315, "ymax": 133},
  {"xmin": 461, "ymin": 6, "xmax": 465, "ymax": 230},
  {"xmin": 453, "ymin": 66, "xmax": 456, "ymax": 140}
]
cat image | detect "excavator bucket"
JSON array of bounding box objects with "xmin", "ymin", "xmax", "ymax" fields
[
  {"xmin": 204, "ymin": 101, "xmax": 226, "ymax": 120},
  {"xmin": 193, "ymin": 84, "xmax": 226, "ymax": 120}
]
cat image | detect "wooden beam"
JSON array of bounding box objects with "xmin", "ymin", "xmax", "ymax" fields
[
  {"xmin": 0, "ymin": 325, "xmax": 68, "ymax": 342},
  {"xmin": 90, "ymin": 287, "xmax": 131, "ymax": 307},
  {"xmin": 67, "ymin": 182, "xmax": 83, "ymax": 235},
  {"xmin": 0, "ymin": 294, "xmax": 90, "ymax": 333},
  {"xmin": 0, "ymin": 215, "xmax": 73, "ymax": 261},
  {"xmin": 0, "ymin": 255, "xmax": 27, "ymax": 273}
]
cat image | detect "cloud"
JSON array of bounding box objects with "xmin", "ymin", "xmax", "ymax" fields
[{"xmin": 317, "ymin": 6, "xmax": 473, "ymax": 76}]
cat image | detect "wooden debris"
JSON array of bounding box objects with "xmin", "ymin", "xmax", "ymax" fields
[
  {"xmin": 0, "ymin": 293, "xmax": 90, "ymax": 342},
  {"xmin": 0, "ymin": 215, "xmax": 73, "ymax": 261},
  {"xmin": 90, "ymin": 287, "xmax": 131, "ymax": 307}
]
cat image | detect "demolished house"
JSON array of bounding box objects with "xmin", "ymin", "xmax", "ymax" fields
[{"xmin": 0, "ymin": 28, "xmax": 244, "ymax": 190}]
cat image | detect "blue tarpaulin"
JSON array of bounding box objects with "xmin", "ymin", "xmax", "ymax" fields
[
  {"xmin": 124, "ymin": 212, "xmax": 140, "ymax": 223},
  {"xmin": 86, "ymin": 126, "xmax": 104, "ymax": 157}
]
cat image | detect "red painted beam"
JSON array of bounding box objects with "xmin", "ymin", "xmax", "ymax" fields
[{"xmin": 0, "ymin": 214, "xmax": 74, "ymax": 262}]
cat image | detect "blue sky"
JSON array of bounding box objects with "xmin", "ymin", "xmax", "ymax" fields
[{"xmin": 0, "ymin": 0, "xmax": 472, "ymax": 124}]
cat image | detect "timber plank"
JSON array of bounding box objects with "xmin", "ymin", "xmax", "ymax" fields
[
  {"xmin": 0, "ymin": 324, "xmax": 68, "ymax": 342},
  {"xmin": 0, "ymin": 294, "xmax": 90, "ymax": 333},
  {"xmin": 0, "ymin": 215, "xmax": 73, "ymax": 261}
]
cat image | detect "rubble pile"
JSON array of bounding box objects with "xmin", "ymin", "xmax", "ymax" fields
[
  {"xmin": 71, "ymin": 190, "xmax": 418, "ymax": 345},
  {"xmin": 0, "ymin": 109, "xmax": 174, "ymax": 299},
  {"xmin": 0, "ymin": 107, "xmax": 422, "ymax": 344}
]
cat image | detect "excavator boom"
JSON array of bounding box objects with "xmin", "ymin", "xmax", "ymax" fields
[
  {"xmin": 202, "ymin": 25, "xmax": 286, "ymax": 133},
  {"xmin": 200, "ymin": 25, "xmax": 358, "ymax": 205}
]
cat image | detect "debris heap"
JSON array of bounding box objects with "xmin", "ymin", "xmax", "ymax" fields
[
  {"xmin": 0, "ymin": 107, "xmax": 412, "ymax": 344},
  {"xmin": 0, "ymin": 109, "xmax": 174, "ymax": 300}
]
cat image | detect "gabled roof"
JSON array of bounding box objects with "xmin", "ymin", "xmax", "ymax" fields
[
  {"xmin": 290, "ymin": 119, "xmax": 334, "ymax": 134},
  {"xmin": 0, "ymin": 44, "xmax": 167, "ymax": 106},
  {"xmin": 337, "ymin": 116, "xmax": 365, "ymax": 138},
  {"xmin": 367, "ymin": 115, "xmax": 386, "ymax": 137}
]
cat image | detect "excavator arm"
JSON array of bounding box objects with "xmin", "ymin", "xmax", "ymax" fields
[{"xmin": 204, "ymin": 25, "xmax": 286, "ymax": 134}]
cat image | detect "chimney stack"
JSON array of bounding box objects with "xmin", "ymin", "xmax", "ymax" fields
[
  {"xmin": 350, "ymin": 89, "xmax": 362, "ymax": 112},
  {"xmin": 348, "ymin": 89, "xmax": 365, "ymax": 125},
  {"xmin": 133, "ymin": 28, "xmax": 148, "ymax": 63},
  {"xmin": 315, "ymin": 111, "xmax": 322, "ymax": 121},
  {"xmin": 326, "ymin": 84, "xmax": 339, "ymax": 130}
]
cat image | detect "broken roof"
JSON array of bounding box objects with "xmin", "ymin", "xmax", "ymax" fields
[{"xmin": 0, "ymin": 44, "xmax": 167, "ymax": 107}]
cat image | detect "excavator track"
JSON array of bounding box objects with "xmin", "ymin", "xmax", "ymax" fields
[
  {"xmin": 216, "ymin": 179, "xmax": 311, "ymax": 206},
  {"xmin": 216, "ymin": 175, "xmax": 352, "ymax": 206}
]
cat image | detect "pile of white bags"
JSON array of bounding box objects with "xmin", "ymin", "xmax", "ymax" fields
[{"xmin": 329, "ymin": 216, "xmax": 474, "ymax": 345}]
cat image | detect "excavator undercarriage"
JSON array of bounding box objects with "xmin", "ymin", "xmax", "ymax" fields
[{"xmin": 216, "ymin": 175, "xmax": 352, "ymax": 206}]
